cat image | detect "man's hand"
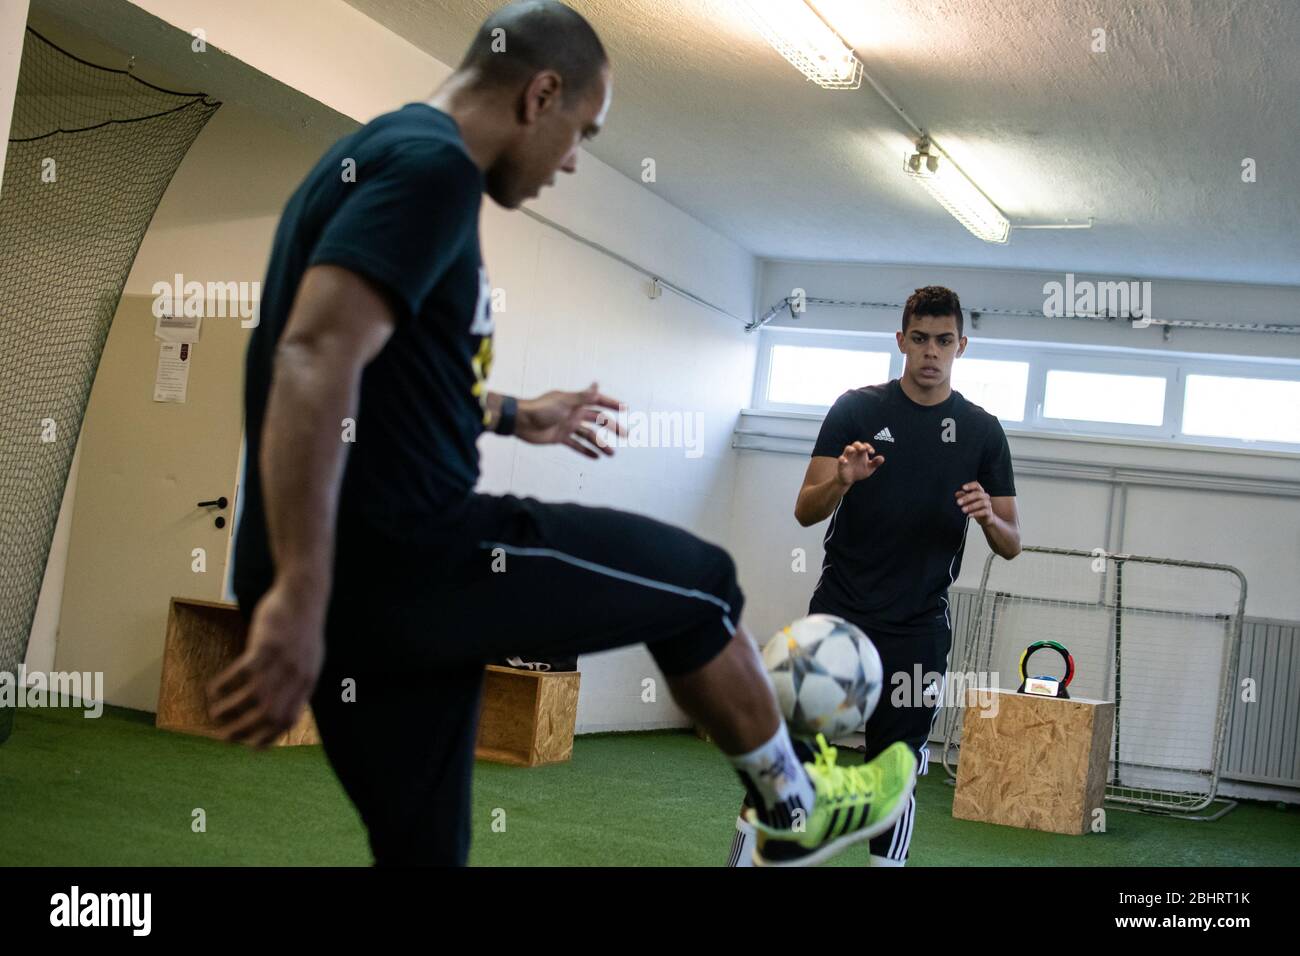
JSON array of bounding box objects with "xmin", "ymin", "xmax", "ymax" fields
[
  {"xmin": 956, "ymin": 481, "xmax": 994, "ymax": 525},
  {"xmin": 957, "ymin": 481, "xmax": 1021, "ymax": 558},
  {"xmin": 207, "ymin": 584, "xmax": 325, "ymax": 749},
  {"xmin": 796, "ymin": 443, "xmax": 885, "ymax": 526},
  {"xmin": 516, "ymin": 382, "xmax": 624, "ymax": 459},
  {"xmin": 837, "ymin": 441, "xmax": 885, "ymax": 487}
]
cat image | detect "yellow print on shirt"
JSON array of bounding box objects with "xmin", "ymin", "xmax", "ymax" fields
[{"xmin": 473, "ymin": 334, "xmax": 495, "ymax": 424}]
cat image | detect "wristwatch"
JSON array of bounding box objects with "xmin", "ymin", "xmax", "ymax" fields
[{"xmin": 493, "ymin": 394, "xmax": 517, "ymax": 436}]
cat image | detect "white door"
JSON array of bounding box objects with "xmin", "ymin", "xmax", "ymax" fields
[{"xmin": 54, "ymin": 294, "xmax": 247, "ymax": 712}]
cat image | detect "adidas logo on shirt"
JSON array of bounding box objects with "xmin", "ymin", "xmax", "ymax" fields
[{"xmin": 874, "ymin": 427, "xmax": 895, "ymax": 442}]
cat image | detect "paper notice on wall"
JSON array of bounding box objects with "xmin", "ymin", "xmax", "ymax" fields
[
  {"xmin": 154, "ymin": 342, "xmax": 192, "ymax": 403},
  {"xmin": 155, "ymin": 312, "xmax": 202, "ymax": 343}
]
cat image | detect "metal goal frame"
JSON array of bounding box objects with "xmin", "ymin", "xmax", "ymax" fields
[{"xmin": 941, "ymin": 546, "xmax": 1246, "ymax": 819}]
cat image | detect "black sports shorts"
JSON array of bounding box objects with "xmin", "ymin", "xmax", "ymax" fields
[{"xmin": 243, "ymin": 493, "xmax": 743, "ymax": 866}]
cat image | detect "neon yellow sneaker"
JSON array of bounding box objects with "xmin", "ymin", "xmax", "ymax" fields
[{"xmin": 745, "ymin": 735, "xmax": 917, "ymax": 867}]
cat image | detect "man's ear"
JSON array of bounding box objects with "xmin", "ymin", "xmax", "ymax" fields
[
  {"xmin": 522, "ymin": 70, "xmax": 562, "ymax": 124},
  {"xmin": 895, "ymin": 329, "xmax": 906, "ymax": 352},
  {"xmin": 956, "ymin": 335, "xmax": 968, "ymax": 357}
]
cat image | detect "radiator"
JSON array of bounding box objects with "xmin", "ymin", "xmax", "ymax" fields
[{"xmin": 1223, "ymin": 618, "xmax": 1300, "ymax": 787}]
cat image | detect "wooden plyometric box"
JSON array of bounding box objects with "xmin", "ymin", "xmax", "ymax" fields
[
  {"xmin": 952, "ymin": 688, "xmax": 1115, "ymax": 835},
  {"xmin": 157, "ymin": 597, "xmax": 319, "ymax": 746},
  {"xmin": 475, "ymin": 665, "xmax": 580, "ymax": 767}
]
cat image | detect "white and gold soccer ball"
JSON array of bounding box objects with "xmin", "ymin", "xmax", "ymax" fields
[{"xmin": 761, "ymin": 614, "xmax": 883, "ymax": 740}]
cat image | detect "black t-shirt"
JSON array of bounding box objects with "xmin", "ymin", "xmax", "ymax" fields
[
  {"xmin": 809, "ymin": 379, "xmax": 1016, "ymax": 636},
  {"xmin": 233, "ymin": 104, "xmax": 492, "ymax": 608}
]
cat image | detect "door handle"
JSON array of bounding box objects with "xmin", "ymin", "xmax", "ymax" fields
[{"xmin": 197, "ymin": 496, "xmax": 229, "ymax": 529}]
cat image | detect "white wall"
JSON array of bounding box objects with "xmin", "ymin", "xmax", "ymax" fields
[
  {"xmin": 115, "ymin": 0, "xmax": 752, "ymax": 317},
  {"xmin": 0, "ymin": 0, "xmax": 28, "ymax": 193},
  {"xmin": 24, "ymin": 449, "xmax": 77, "ymax": 677},
  {"xmin": 477, "ymin": 201, "xmax": 756, "ymax": 731},
  {"xmin": 759, "ymin": 259, "xmax": 1300, "ymax": 358},
  {"xmin": 731, "ymin": 259, "xmax": 1300, "ymax": 649}
]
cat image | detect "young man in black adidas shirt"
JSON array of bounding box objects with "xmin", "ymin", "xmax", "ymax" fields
[
  {"xmin": 210, "ymin": 1, "xmax": 917, "ymax": 867},
  {"xmin": 728, "ymin": 285, "xmax": 1021, "ymax": 866}
]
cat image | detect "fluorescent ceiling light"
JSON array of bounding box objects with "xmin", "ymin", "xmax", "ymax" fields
[
  {"xmin": 734, "ymin": 0, "xmax": 862, "ymax": 90},
  {"xmin": 904, "ymin": 136, "xmax": 1011, "ymax": 244}
]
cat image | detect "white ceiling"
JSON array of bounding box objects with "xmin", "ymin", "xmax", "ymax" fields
[{"xmin": 341, "ymin": 0, "xmax": 1300, "ymax": 286}]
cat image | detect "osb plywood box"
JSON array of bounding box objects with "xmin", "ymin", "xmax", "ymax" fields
[
  {"xmin": 475, "ymin": 665, "xmax": 580, "ymax": 767},
  {"xmin": 157, "ymin": 598, "xmax": 319, "ymax": 746},
  {"xmin": 952, "ymin": 688, "xmax": 1114, "ymax": 835}
]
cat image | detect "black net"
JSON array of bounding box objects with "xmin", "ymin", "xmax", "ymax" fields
[{"xmin": 0, "ymin": 28, "xmax": 219, "ymax": 742}]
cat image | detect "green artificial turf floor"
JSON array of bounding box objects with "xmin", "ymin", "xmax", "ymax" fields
[{"xmin": 1, "ymin": 705, "xmax": 1295, "ymax": 866}]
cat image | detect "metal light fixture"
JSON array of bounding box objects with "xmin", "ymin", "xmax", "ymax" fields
[
  {"xmin": 904, "ymin": 136, "xmax": 1011, "ymax": 244},
  {"xmin": 734, "ymin": 0, "xmax": 862, "ymax": 90}
]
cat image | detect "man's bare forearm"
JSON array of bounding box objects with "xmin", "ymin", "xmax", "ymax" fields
[
  {"xmin": 980, "ymin": 514, "xmax": 1021, "ymax": 559},
  {"xmin": 260, "ymin": 338, "xmax": 364, "ymax": 613},
  {"xmin": 795, "ymin": 475, "xmax": 851, "ymax": 527}
]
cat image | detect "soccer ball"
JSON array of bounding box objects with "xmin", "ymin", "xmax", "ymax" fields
[{"xmin": 761, "ymin": 614, "xmax": 883, "ymax": 740}]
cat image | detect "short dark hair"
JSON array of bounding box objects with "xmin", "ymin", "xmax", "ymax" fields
[
  {"xmin": 901, "ymin": 286, "xmax": 964, "ymax": 337},
  {"xmin": 458, "ymin": 1, "xmax": 608, "ymax": 106}
]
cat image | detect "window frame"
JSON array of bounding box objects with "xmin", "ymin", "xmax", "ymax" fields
[
  {"xmin": 751, "ymin": 328, "xmax": 1300, "ymax": 456},
  {"xmin": 1178, "ymin": 360, "xmax": 1300, "ymax": 450},
  {"xmin": 946, "ymin": 342, "xmax": 1033, "ymax": 423},
  {"xmin": 1034, "ymin": 353, "xmax": 1179, "ymax": 439},
  {"xmin": 752, "ymin": 328, "xmax": 900, "ymax": 414}
]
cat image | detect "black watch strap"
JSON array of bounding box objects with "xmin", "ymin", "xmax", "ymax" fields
[{"xmin": 494, "ymin": 394, "xmax": 517, "ymax": 436}]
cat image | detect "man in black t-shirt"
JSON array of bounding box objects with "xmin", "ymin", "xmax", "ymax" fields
[
  {"xmin": 728, "ymin": 286, "xmax": 1021, "ymax": 867},
  {"xmin": 209, "ymin": 1, "xmax": 918, "ymax": 867}
]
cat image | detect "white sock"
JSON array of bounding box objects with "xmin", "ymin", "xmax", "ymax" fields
[
  {"xmin": 869, "ymin": 854, "xmax": 906, "ymax": 867},
  {"xmin": 726, "ymin": 815, "xmax": 756, "ymax": 867},
  {"xmin": 727, "ymin": 723, "xmax": 816, "ymax": 829}
]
